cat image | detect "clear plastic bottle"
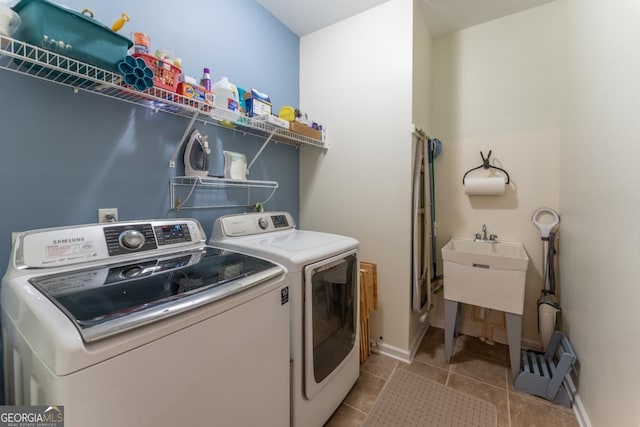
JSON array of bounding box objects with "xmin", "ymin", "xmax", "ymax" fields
[{"xmin": 201, "ymin": 68, "xmax": 211, "ymax": 91}]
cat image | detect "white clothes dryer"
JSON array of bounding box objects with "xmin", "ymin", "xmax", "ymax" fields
[
  {"xmin": 1, "ymin": 219, "xmax": 290, "ymax": 427},
  {"xmin": 210, "ymin": 211, "xmax": 360, "ymax": 427}
]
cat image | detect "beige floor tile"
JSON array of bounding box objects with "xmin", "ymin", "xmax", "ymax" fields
[
  {"xmin": 448, "ymin": 373, "xmax": 510, "ymax": 427},
  {"xmin": 331, "ymin": 348, "xmax": 580, "ymax": 427},
  {"xmin": 360, "ymin": 353, "xmax": 399, "ymax": 380},
  {"xmin": 508, "ymin": 384, "xmax": 576, "ymax": 414},
  {"xmin": 451, "ymin": 349, "xmax": 508, "ymax": 389},
  {"xmin": 413, "ymin": 328, "xmax": 451, "ymax": 370},
  {"xmin": 423, "ymin": 325, "xmax": 445, "ymax": 342},
  {"xmin": 509, "ymin": 392, "xmax": 579, "ymax": 427},
  {"xmin": 507, "ymin": 370, "xmax": 517, "ymax": 391},
  {"xmin": 455, "ymin": 333, "xmax": 509, "ymax": 363},
  {"xmin": 324, "ymin": 404, "xmax": 367, "ymax": 427},
  {"xmin": 399, "ymin": 360, "xmax": 449, "ymax": 384},
  {"xmin": 343, "ymin": 371, "xmax": 387, "ymax": 414}
]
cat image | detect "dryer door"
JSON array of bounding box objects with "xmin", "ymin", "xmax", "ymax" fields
[{"xmin": 303, "ymin": 249, "xmax": 358, "ymax": 399}]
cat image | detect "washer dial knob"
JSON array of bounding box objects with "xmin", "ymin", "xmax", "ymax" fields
[
  {"xmin": 258, "ymin": 217, "xmax": 269, "ymax": 230},
  {"xmin": 119, "ymin": 230, "xmax": 145, "ymax": 250}
]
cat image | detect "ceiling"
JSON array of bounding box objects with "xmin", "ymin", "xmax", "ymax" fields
[{"xmin": 256, "ymin": 0, "xmax": 554, "ymax": 37}]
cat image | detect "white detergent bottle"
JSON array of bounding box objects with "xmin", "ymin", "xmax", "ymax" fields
[{"xmin": 211, "ymin": 76, "xmax": 239, "ymax": 113}]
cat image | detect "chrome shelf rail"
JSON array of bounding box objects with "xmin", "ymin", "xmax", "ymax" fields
[{"xmin": 169, "ymin": 176, "xmax": 279, "ymax": 210}]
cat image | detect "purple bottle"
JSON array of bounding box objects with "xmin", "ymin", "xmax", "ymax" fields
[{"xmin": 201, "ymin": 68, "xmax": 212, "ymax": 91}]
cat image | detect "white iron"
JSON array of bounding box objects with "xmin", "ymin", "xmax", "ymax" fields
[
  {"xmin": 532, "ymin": 207, "xmax": 561, "ymax": 350},
  {"xmin": 184, "ymin": 129, "xmax": 211, "ymax": 177}
]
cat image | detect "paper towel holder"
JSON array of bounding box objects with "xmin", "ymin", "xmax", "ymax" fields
[{"xmin": 462, "ymin": 151, "xmax": 510, "ymax": 185}]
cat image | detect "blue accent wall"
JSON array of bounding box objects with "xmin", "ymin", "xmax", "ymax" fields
[
  {"xmin": 0, "ymin": 0, "xmax": 299, "ymax": 272},
  {"xmin": 0, "ymin": 0, "xmax": 299, "ymax": 402}
]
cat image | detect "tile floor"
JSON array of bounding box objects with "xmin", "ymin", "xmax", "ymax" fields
[{"xmin": 325, "ymin": 327, "xmax": 579, "ymax": 427}]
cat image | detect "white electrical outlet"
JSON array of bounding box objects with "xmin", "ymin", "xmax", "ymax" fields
[{"xmin": 98, "ymin": 208, "xmax": 118, "ymax": 223}]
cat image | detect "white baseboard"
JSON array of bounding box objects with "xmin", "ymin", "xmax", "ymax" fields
[
  {"xmin": 372, "ymin": 341, "xmax": 412, "ymax": 364},
  {"xmin": 572, "ymin": 393, "xmax": 592, "ymax": 427},
  {"xmin": 564, "ymin": 374, "xmax": 592, "ymax": 427},
  {"xmin": 372, "ymin": 319, "xmax": 430, "ymax": 364}
]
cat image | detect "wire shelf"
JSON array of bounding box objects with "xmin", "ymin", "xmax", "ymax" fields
[
  {"xmin": 169, "ymin": 176, "xmax": 279, "ymax": 210},
  {"xmin": 0, "ymin": 36, "xmax": 328, "ymax": 149}
]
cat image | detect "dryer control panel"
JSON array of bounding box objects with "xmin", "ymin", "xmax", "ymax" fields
[
  {"xmin": 14, "ymin": 219, "xmax": 206, "ymax": 269},
  {"xmin": 214, "ymin": 211, "xmax": 296, "ymax": 238}
]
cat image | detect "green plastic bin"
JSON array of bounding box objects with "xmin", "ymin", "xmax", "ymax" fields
[{"xmin": 12, "ymin": 0, "xmax": 132, "ymax": 72}]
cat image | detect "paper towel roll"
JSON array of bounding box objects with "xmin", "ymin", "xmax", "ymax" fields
[{"xmin": 464, "ymin": 177, "xmax": 506, "ymax": 196}]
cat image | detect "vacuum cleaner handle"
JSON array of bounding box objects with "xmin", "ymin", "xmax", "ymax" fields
[{"xmin": 532, "ymin": 207, "xmax": 560, "ymax": 240}]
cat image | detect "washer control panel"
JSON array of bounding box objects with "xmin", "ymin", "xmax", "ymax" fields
[
  {"xmin": 16, "ymin": 219, "xmax": 206, "ymax": 269},
  {"xmin": 215, "ymin": 211, "xmax": 296, "ymax": 237}
]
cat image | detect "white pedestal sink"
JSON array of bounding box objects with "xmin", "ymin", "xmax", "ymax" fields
[{"xmin": 441, "ymin": 238, "xmax": 529, "ymax": 377}]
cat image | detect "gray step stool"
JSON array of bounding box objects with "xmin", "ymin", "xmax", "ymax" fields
[{"xmin": 514, "ymin": 331, "xmax": 576, "ymax": 407}]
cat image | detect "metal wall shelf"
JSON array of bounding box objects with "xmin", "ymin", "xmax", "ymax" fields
[
  {"xmin": 169, "ymin": 176, "xmax": 278, "ymax": 210},
  {"xmin": 0, "ymin": 36, "xmax": 328, "ymax": 149}
]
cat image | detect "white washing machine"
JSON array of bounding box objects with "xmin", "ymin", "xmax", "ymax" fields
[
  {"xmin": 1, "ymin": 219, "xmax": 290, "ymax": 427},
  {"xmin": 210, "ymin": 211, "xmax": 360, "ymax": 427}
]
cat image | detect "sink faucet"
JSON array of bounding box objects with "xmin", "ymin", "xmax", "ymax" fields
[{"xmin": 475, "ymin": 224, "xmax": 498, "ymax": 243}]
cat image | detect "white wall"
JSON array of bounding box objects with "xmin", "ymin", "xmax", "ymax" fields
[
  {"xmin": 429, "ymin": 3, "xmax": 563, "ymax": 346},
  {"xmin": 561, "ymin": 0, "xmax": 640, "ymax": 425},
  {"xmin": 300, "ymin": 0, "xmax": 640, "ymax": 424},
  {"xmin": 299, "ymin": 0, "xmax": 415, "ymax": 353},
  {"xmin": 413, "ymin": 2, "xmax": 431, "ymax": 131}
]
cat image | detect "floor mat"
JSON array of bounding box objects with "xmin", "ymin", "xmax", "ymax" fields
[{"xmin": 363, "ymin": 369, "xmax": 497, "ymax": 427}]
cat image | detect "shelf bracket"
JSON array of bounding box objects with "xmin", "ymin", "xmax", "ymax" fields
[
  {"xmin": 169, "ymin": 110, "xmax": 200, "ymax": 168},
  {"xmin": 247, "ymin": 130, "xmax": 276, "ymax": 175}
]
